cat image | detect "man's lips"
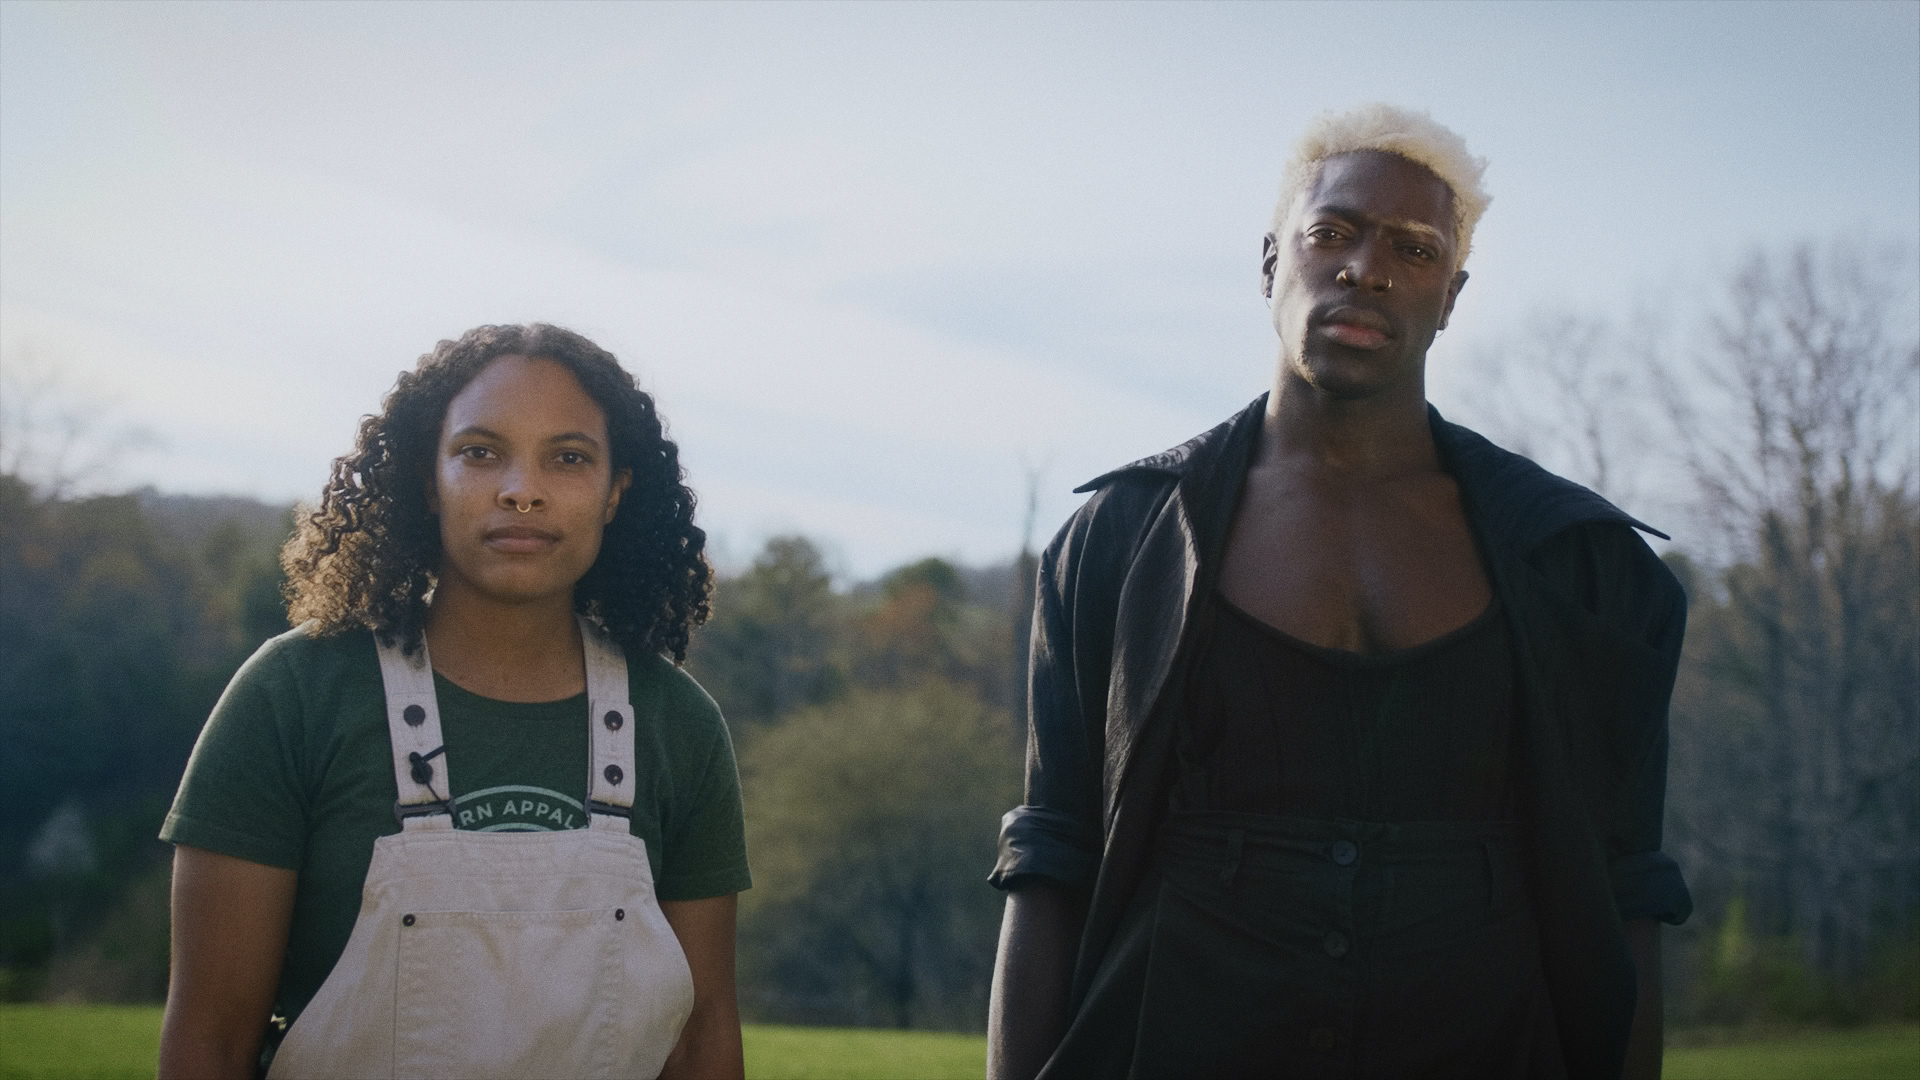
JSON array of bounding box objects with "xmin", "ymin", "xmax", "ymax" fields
[
  {"xmin": 1317, "ymin": 307, "xmax": 1395, "ymax": 350},
  {"xmin": 484, "ymin": 525, "xmax": 561, "ymax": 553}
]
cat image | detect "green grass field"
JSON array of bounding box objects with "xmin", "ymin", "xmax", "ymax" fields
[
  {"xmin": 1662, "ymin": 1025, "xmax": 1920, "ymax": 1080},
  {"xmin": 0, "ymin": 1006, "xmax": 986, "ymax": 1080},
  {"xmin": 1, "ymin": 1005, "xmax": 1913, "ymax": 1079}
]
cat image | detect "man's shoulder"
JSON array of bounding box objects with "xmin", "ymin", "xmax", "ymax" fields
[
  {"xmin": 1431, "ymin": 414, "xmax": 1684, "ymax": 626},
  {"xmin": 1430, "ymin": 410, "xmax": 1668, "ymax": 556}
]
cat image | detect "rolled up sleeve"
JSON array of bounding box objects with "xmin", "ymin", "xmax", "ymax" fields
[
  {"xmin": 1552, "ymin": 522, "xmax": 1695, "ymax": 927},
  {"xmin": 1610, "ymin": 848, "xmax": 1693, "ymax": 924},
  {"xmin": 991, "ymin": 805, "xmax": 1102, "ymax": 891},
  {"xmin": 988, "ymin": 495, "xmax": 1117, "ymax": 894}
]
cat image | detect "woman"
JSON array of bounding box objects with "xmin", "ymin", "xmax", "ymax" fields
[{"xmin": 157, "ymin": 324, "xmax": 749, "ymax": 1080}]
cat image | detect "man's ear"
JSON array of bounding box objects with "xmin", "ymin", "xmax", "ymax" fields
[
  {"xmin": 604, "ymin": 468, "xmax": 633, "ymax": 525},
  {"xmin": 1261, "ymin": 233, "xmax": 1279, "ymax": 302},
  {"xmin": 1438, "ymin": 269, "xmax": 1469, "ymax": 330}
]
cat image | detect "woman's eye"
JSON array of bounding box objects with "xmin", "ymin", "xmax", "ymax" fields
[
  {"xmin": 557, "ymin": 450, "xmax": 588, "ymax": 466},
  {"xmin": 459, "ymin": 445, "xmax": 494, "ymax": 460}
]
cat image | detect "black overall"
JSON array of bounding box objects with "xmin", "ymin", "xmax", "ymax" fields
[{"xmin": 1053, "ymin": 597, "xmax": 1565, "ymax": 1079}]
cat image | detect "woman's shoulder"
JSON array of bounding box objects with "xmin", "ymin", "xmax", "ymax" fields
[
  {"xmin": 624, "ymin": 649, "xmax": 722, "ymax": 721},
  {"xmin": 244, "ymin": 620, "xmax": 377, "ymax": 673},
  {"xmin": 223, "ymin": 621, "xmax": 383, "ymax": 709},
  {"xmin": 622, "ymin": 647, "xmax": 733, "ymax": 762}
]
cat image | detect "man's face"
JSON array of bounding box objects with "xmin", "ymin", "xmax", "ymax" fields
[{"xmin": 1264, "ymin": 150, "xmax": 1468, "ymax": 400}]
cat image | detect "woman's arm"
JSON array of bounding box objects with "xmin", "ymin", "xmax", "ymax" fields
[
  {"xmin": 158, "ymin": 845, "xmax": 298, "ymax": 1080},
  {"xmin": 658, "ymin": 894, "xmax": 744, "ymax": 1080}
]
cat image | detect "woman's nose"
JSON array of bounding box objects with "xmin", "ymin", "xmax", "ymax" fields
[{"xmin": 497, "ymin": 471, "xmax": 545, "ymax": 513}]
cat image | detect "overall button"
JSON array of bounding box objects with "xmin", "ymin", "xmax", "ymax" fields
[
  {"xmin": 614, "ymin": 908, "xmax": 626, "ymax": 921},
  {"xmin": 1329, "ymin": 840, "xmax": 1358, "ymax": 866},
  {"xmin": 1322, "ymin": 930, "xmax": 1350, "ymax": 958},
  {"xmin": 604, "ymin": 763, "xmax": 624, "ymax": 786},
  {"xmin": 402, "ymin": 913, "xmax": 416, "ymax": 927},
  {"xmin": 1308, "ymin": 1027, "xmax": 1338, "ymax": 1052},
  {"xmin": 604, "ymin": 710, "xmax": 624, "ymax": 731},
  {"xmin": 402, "ymin": 704, "xmax": 426, "ymax": 726}
]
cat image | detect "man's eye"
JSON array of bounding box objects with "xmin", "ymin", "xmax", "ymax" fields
[
  {"xmin": 557, "ymin": 451, "xmax": 587, "ymax": 466},
  {"xmin": 1308, "ymin": 227, "xmax": 1343, "ymax": 241}
]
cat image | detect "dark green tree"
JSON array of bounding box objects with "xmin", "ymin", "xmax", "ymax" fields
[
  {"xmin": 737, "ymin": 681, "xmax": 1019, "ymax": 1030},
  {"xmin": 686, "ymin": 535, "xmax": 847, "ymax": 736}
]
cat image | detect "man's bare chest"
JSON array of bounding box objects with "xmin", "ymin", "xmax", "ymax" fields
[{"xmin": 1217, "ymin": 470, "xmax": 1492, "ymax": 654}]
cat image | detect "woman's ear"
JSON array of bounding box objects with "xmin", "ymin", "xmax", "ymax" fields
[{"xmin": 604, "ymin": 469, "xmax": 633, "ymax": 525}]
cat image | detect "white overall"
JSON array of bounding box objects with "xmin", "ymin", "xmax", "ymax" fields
[{"xmin": 267, "ymin": 618, "xmax": 695, "ymax": 1080}]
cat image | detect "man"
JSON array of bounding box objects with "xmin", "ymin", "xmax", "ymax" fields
[{"xmin": 986, "ymin": 105, "xmax": 1691, "ymax": 1080}]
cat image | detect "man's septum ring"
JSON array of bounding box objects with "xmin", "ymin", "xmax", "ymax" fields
[
  {"xmin": 513, "ymin": 502, "xmax": 532, "ymax": 513},
  {"xmin": 1338, "ymin": 268, "xmax": 1390, "ymax": 290}
]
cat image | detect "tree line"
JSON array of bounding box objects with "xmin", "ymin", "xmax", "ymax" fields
[
  {"xmin": 1464, "ymin": 242, "xmax": 1918, "ymax": 1024},
  {"xmin": 0, "ymin": 241, "xmax": 1913, "ymax": 1030}
]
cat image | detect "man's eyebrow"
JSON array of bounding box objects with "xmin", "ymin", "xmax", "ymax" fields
[
  {"xmin": 1388, "ymin": 219, "xmax": 1448, "ymax": 243},
  {"xmin": 1311, "ymin": 205, "xmax": 1449, "ymax": 243}
]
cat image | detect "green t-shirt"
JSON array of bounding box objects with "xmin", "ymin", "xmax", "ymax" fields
[{"xmin": 162, "ymin": 623, "xmax": 751, "ymax": 1024}]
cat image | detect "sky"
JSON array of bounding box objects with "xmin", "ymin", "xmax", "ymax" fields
[{"xmin": 3, "ymin": 1, "xmax": 1916, "ymax": 579}]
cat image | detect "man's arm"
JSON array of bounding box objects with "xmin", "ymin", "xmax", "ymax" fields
[
  {"xmin": 1621, "ymin": 918, "xmax": 1662, "ymax": 1080},
  {"xmin": 658, "ymin": 894, "xmax": 744, "ymax": 1080},
  {"xmin": 158, "ymin": 845, "xmax": 297, "ymax": 1080},
  {"xmin": 988, "ymin": 880, "xmax": 1084, "ymax": 1080}
]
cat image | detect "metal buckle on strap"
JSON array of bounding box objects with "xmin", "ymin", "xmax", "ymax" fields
[
  {"xmin": 393, "ymin": 799, "xmax": 454, "ymax": 825},
  {"xmin": 587, "ymin": 799, "xmax": 633, "ymax": 819}
]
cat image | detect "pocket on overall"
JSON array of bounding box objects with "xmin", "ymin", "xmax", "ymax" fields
[
  {"xmin": 394, "ymin": 906, "xmax": 632, "ymax": 1079},
  {"xmin": 1130, "ymin": 854, "xmax": 1349, "ymax": 1075}
]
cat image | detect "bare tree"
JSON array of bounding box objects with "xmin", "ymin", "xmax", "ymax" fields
[
  {"xmin": 1011, "ymin": 460, "xmax": 1044, "ymax": 732},
  {"xmin": 1457, "ymin": 243, "xmax": 1918, "ymax": 1014},
  {"xmin": 0, "ymin": 343, "xmax": 155, "ymax": 499},
  {"xmin": 1662, "ymin": 243, "xmax": 1920, "ymax": 991},
  {"xmin": 1458, "ymin": 309, "xmax": 1664, "ymax": 507}
]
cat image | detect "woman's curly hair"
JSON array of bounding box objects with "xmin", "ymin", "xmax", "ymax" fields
[{"xmin": 282, "ymin": 324, "xmax": 713, "ymax": 662}]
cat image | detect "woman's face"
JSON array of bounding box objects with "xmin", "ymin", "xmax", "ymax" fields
[{"xmin": 429, "ymin": 354, "xmax": 630, "ymax": 609}]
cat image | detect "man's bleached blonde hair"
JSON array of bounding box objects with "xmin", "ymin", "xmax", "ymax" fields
[{"xmin": 1273, "ymin": 104, "xmax": 1491, "ymax": 271}]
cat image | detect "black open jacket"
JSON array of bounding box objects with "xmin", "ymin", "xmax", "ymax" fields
[{"xmin": 992, "ymin": 396, "xmax": 1692, "ymax": 1079}]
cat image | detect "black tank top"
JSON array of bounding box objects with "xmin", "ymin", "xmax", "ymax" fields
[{"xmin": 1175, "ymin": 594, "xmax": 1517, "ymax": 821}]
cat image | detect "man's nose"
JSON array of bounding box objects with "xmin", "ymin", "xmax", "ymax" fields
[{"xmin": 1337, "ymin": 240, "xmax": 1393, "ymax": 292}]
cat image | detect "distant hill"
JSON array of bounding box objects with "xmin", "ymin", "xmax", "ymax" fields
[{"xmin": 132, "ymin": 488, "xmax": 294, "ymax": 554}]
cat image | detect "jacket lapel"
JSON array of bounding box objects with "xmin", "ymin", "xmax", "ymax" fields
[{"xmin": 1098, "ymin": 396, "xmax": 1266, "ymax": 825}]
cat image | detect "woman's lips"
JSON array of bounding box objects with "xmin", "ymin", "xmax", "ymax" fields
[{"xmin": 484, "ymin": 526, "xmax": 560, "ymax": 553}]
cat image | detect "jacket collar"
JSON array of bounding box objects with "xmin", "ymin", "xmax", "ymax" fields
[
  {"xmin": 1075, "ymin": 393, "xmax": 1667, "ymax": 552},
  {"xmin": 1429, "ymin": 406, "xmax": 1669, "ymax": 551}
]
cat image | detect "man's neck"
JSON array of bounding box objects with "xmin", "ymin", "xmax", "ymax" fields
[{"xmin": 1262, "ymin": 363, "xmax": 1439, "ymax": 481}]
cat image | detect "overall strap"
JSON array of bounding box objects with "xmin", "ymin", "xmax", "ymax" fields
[
  {"xmin": 580, "ymin": 614, "xmax": 636, "ymax": 832},
  {"xmin": 374, "ymin": 633, "xmax": 454, "ymax": 831}
]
